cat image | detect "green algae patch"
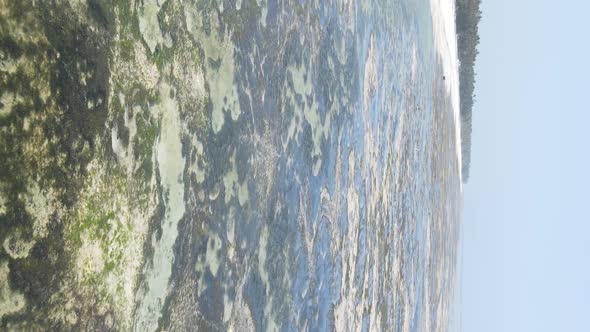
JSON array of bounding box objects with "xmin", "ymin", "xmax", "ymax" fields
[
  {"xmin": 0, "ymin": 0, "xmax": 160, "ymax": 329},
  {"xmin": 67, "ymin": 203, "xmax": 116, "ymax": 250},
  {"xmin": 62, "ymin": 155, "xmax": 156, "ymax": 330},
  {"xmin": 0, "ymin": 0, "xmax": 214, "ymax": 329}
]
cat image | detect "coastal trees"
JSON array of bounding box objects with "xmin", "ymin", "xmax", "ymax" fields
[{"xmin": 456, "ymin": 0, "xmax": 481, "ymax": 182}]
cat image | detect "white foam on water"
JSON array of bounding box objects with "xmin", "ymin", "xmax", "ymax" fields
[{"xmin": 430, "ymin": 0, "xmax": 463, "ymax": 188}]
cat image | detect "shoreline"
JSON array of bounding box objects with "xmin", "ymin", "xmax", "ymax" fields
[{"xmin": 430, "ymin": 0, "xmax": 463, "ymax": 189}]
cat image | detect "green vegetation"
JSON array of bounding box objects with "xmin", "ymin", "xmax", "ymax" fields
[
  {"xmin": 134, "ymin": 113, "xmax": 160, "ymax": 179},
  {"xmin": 153, "ymin": 45, "xmax": 175, "ymax": 71},
  {"xmin": 456, "ymin": 0, "xmax": 481, "ymax": 182},
  {"xmin": 67, "ymin": 203, "xmax": 116, "ymax": 249},
  {"xmin": 0, "ymin": 0, "xmax": 161, "ymax": 328}
]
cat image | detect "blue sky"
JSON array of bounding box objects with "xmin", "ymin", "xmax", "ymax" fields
[{"xmin": 459, "ymin": 0, "xmax": 590, "ymax": 331}]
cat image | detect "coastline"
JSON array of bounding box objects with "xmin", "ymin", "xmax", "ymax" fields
[{"xmin": 430, "ymin": 0, "xmax": 463, "ymax": 189}]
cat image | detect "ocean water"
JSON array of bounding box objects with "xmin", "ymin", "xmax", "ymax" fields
[
  {"xmin": 155, "ymin": 0, "xmax": 463, "ymax": 331},
  {"xmin": 0, "ymin": 0, "xmax": 461, "ymax": 329}
]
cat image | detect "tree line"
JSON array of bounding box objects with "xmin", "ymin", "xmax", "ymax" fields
[{"xmin": 456, "ymin": 0, "xmax": 481, "ymax": 182}]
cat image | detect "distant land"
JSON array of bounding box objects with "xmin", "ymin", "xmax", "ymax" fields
[{"xmin": 455, "ymin": 0, "xmax": 481, "ymax": 182}]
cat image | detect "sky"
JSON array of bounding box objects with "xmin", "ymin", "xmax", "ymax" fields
[{"xmin": 458, "ymin": 0, "xmax": 590, "ymax": 331}]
